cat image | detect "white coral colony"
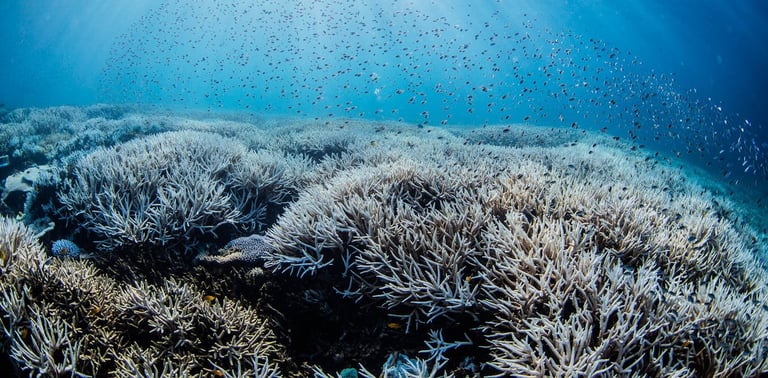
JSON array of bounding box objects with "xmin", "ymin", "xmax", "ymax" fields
[
  {"xmin": 0, "ymin": 0, "xmax": 767, "ymax": 375},
  {"xmin": 1, "ymin": 106, "xmax": 768, "ymax": 377}
]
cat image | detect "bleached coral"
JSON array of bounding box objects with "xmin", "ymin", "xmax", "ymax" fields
[
  {"xmin": 264, "ymin": 134, "xmax": 768, "ymax": 375},
  {"xmin": 0, "ymin": 216, "xmax": 47, "ymax": 280},
  {"xmin": 0, "ymin": 217, "xmax": 284, "ymax": 376},
  {"xmin": 3, "ymin": 108, "xmax": 768, "ymax": 375},
  {"xmin": 8, "ymin": 304, "xmax": 82, "ymax": 378},
  {"xmin": 0, "ymin": 105, "xmax": 155, "ymax": 167},
  {"xmin": 57, "ymin": 130, "xmax": 308, "ymax": 252},
  {"xmin": 265, "ymin": 161, "xmax": 494, "ymax": 328}
]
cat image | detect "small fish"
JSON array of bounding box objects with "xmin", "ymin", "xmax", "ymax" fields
[
  {"xmin": 386, "ymin": 322, "xmax": 403, "ymax": 330},
  {"xmin": 203, "ymin": 295, "xmax": 216, "ymax": 303}
]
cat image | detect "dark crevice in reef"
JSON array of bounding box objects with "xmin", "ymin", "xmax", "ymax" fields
[
  {"xmin": 252, "ymin": 268, "xmax": 492, "ymax": 375},
  {"xmin": 294, "ymin": 146, "xmax": 347, "ymax": 163},
  {"xmin": 0, "ymin": 350, "xmax": 20, "ymax": 378},
  {"xmin": 80, "ymin": 250, "xmax": 486, "ymax": 375},
  {"xmin": 89, "ymin": 247, "xmax": 195, "ymax": 285},
  {"xmin": 263, "ymin": 273, "xmax": 419, "ymax": 373}
]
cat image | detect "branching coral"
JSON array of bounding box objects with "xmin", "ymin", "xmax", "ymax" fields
[
  {"xmin": 57, "ymin": 130, "xmax": 309, "ymax": 252},
  {"xmin": 0, "ymin": 216, "xmax": 47, "ymax": 282},
  {"xmin": 0, "ymin": 217, "xmax": 284, "ymax": 376},
  {"xmin": 3, "ymin": 109, "xmax": 768, "ymax": 376},
  {"xmin": 264, "ymin": 136, "xmax": 768, "ymax": 375},
  {"xmin": 0, "ymin": 105, "xmax": 155, "ymax": 167},
  {"xmin": 8, "ymin": 304, "xmax": 82, "ymax": 378},
  {"xmin": 265, "ymin": 161, "xmax": 494, "ymax": 328}
]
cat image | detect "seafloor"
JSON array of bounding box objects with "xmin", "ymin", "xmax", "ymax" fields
[{"xmin": 1, "ymin": 105, "xmax": 767, "ymax": 377}]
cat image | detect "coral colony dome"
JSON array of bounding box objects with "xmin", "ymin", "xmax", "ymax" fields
[{"xmin": 1, "ymin": 0, "xmax": 768, "ymax": 376}]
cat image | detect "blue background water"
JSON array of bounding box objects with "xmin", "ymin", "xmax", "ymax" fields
[
  {"xmin": 2, "ymin": 1, "xmax": 765, "ymax": 121},
  {"xmin": 1, "ymin": 0, "xmax": 767, "ymax": 192}
]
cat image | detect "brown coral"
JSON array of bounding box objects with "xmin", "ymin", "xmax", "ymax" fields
[{"xmin": 0, "ymin": 217, "xmax": 284, "ymax": 377}]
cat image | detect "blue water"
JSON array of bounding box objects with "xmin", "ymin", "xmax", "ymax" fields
[{"xmin": 1, "ymin": 0, "xmax": 767, "ymax": 192}]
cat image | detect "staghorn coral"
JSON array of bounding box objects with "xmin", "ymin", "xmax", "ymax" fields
[
  {"xmin": 0, "ymin": 217, "xmax": 285, "ymax": 377},
  {"xmin": 264, "ymin": 136, "xmax": 768, "ymax": 376},
  {"xmin": 0, "ymin": 216, "xmax": 48, "ymax": 282},
  {"xmin": 8, "ymin": 304, "xmax": 82, "ymax": 377},
  {"xmin": 3, "ymin": 108, "xmax": 768, "ymax": 376},
  {"xmin": 0, "ymin": 217, "xmax": 88, "ymax": 377},
  {"xmin": 265, "ymin": 161, "xmax": 492, "ymax": 327},
  {"xmin": 0, "ymin": 105, "xmax": 156, "ymax": 168},
  {"xmin": 57, "ymin": 130, "xmax": 309, "ymax": 253}
]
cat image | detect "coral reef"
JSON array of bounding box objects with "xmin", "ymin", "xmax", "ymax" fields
[
  {"xmin": 1, "ymin": 108, "xmax": 767, "ymax": 376},
  {"xmin": 265, "ymin": 129, "xmax": 768, "ymax": 376},
  {"xmin": 0, "ymin": 217, "xmax": 283, "ymax": 377},
  {"xmin": 57, "ymin": 130, "xmax": 309, "ymax": 252},
  {"xmin": 0, "ymin": 105, "xmax": 151, "ymax": 168}
]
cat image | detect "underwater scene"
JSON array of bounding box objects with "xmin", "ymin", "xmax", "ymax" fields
[{"xmin": 1, "ymin": 0, "xmax": 768, "ymax": 377}]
